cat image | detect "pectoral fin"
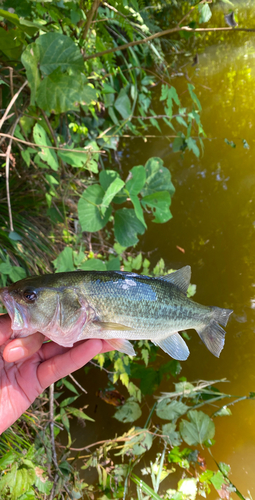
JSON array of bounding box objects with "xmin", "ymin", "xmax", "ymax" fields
[
  {"xmin": 153, "ymin": 332, "xmax": 190, "ymax": 361},
  {"xmin": 106, "ymin": 339, "xmax": 136, "ymax": 356}
]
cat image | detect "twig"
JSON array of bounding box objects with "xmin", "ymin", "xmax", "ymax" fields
[
  {"xmin": 82, "ymin": 0, "xmax": 101, "ymax": 40},
  {"xmin": 49, "ymin": 383, "xmax": 59, "ymax": 500},
  {"xmin": 41, "ymin": 109, "xmax": 57, "ymax": 147},
  {"xmin": 0, "ymin": 132, "xmax": 105, "ymax": 154},
  {"xmin": 89, "ymin": 359, "xmax": 114, "ymax": 375},
  {"xmin": 5, "ymin": 141, "xmax": 14, "ymax": 232},
  {"xmin": 9, "ymin": 67, "xmax": 18, "ymax": 119},
  {"xmin": 69, "ymin": 373, "xmax": 87, "ymax": 395},
  {"xmin": 0, "ymin": 80, "xmax": 27, "ymax": 130},
  {"xmin": 4, "ymin": 113, "xmax": 25, "ymax": 232},
  {"xmin": 84, "ymin": 26, "xmax": 255, "ymax": 61},
  {"xmin": 59, "ymin": 428, "xmax": 167, "ymax": 452}
]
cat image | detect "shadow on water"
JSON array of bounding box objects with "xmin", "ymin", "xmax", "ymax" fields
[{"xmin": 71, "ymin": 3, "xmax": 255, "ymax": 497}]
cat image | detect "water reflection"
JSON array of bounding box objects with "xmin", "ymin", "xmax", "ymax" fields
[{"xmin": 118, "ymin": 5, "xmax": 255, "ymax": 496}]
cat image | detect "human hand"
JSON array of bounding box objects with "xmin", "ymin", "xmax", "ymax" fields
[{"xmin": 0, "ymin": 314, "xmax": 112, "ymax": 434}]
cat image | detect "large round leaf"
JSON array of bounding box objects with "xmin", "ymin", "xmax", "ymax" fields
[
  {"xmin": 179, "ymin": 410, "xmax": 215, "ymax": 446},
  {"xmin": 114, "ymin": 208, "xmax": 145, "ymax": 247},
  {"xmin": 78, "ymin": 185, "xmax": 112, "ymax": 232},
  {"xmin": 36, "ymin": 32, "xmax": 84, "ymax": 75}
]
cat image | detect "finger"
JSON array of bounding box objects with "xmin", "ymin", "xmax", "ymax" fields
[
  {"xmin": 0, "ymin": 314, "xmax": 12, "ymax": 344},
  {"xmin": 40, "ymin": 338, "xmax": 114, "ymax": 361},
  {"xmin": 3, "ymin": 332, "xmax": 46, "ymax": 362},
  {"xmin": 38, "ymin": 339, "xmax": 104, "ymax": 389}
]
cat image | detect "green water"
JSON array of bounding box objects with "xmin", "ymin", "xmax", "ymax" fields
[
  {"xmin": 73, "ymin": 4, "xmax": 255, "ymax": 497},
  {"xmin": 141, "ymin": 9, "xmax": 255, "ymax": 495}
]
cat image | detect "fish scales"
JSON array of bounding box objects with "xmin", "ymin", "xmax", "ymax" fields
[{"xmin": 0, "ymin": 267, "xmax": 233, "ymax": 361}]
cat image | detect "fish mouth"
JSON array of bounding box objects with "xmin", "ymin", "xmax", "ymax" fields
[{"xmin": 0, "ymin": 288, "xmax": 31, "ymax": 336}]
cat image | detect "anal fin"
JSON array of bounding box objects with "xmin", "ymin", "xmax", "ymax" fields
[
  {"xmin": 152, "ymin": 332, "xmax": 190, "ymax": 361},
  {"xmin": 106, "ymin": 338, "xmax": 136, "ymax": 356}
]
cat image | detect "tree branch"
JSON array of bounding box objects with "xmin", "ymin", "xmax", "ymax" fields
[
  {"xmin": 82, "ymin": 0, "xmax": 101, "ymax": 40},
  {"xmin": 84, "ymin": 26, "xmax": 255, "ymax": 61}
]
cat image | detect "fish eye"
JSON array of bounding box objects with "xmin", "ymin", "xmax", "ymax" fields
[{"xmin": 22, "ymin": 290, "xmax": 37, "ymax": 303}]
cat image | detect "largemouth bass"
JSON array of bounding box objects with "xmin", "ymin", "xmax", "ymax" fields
[{"xmin": 0, "ymin": 267, "xmax": 233, "ymax": 360}]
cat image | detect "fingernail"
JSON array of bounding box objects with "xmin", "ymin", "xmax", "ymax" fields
[{"xmin": 6, "ymin": 346, "xmax": 26, "ymax": 362}]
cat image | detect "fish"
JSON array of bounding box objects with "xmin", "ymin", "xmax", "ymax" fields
[{"xmin": 0, "ymin": 266, "xmax": 233, "ymax": 361}]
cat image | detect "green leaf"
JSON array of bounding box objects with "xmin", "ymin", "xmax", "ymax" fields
[
  {"xmin": 0, "ymin": 8, "xmax": 42, "ymax": 35},
  {"xmin": 141, "ymin": 191, "xmax": 172, "ymax": 223},
  {"xmin": 162, "ymin": 423, "xmax": 182, "ymax": 446},
  {"xmin": 33, "ymin": 124, "xmax": 59, "ymax": 170},
  {"xmin": 176, "ymin": 115, "xmax": 187, "ymax": 127},
  {"xmin": 210, "ymin": 471, "xmax": 225, "ymax": 490},
  {"xmin": 67, "ymin": 407, "xmax": 94, "ymax": 421},
  {"xmin": 21, "ymin": 149, "xmax": 30, "ymax": 167},
  {"xmin": 101, "ymin": 178, "xmax": 125, "ymax": 216},
  {"xmin": 12, "ymin": 467, "xmax": 36, "ymax": 499},
  {"xmin": 36, "ymin": 32, "xmax": 84, "ymax": 75},
  {"xmin": 160, "ymin": 85, "xmax": 180, "ymax": 118},
  {"xmin": 172, "ymin": 134, "xmax": 186, "ymax": 153},
  {"xmin": 99, "ymin": 169, "xmax": 120, "ymax": 191},
  {"xmin": 126, "ymin": 165, "xmax": 146, "ymax": 195},
  {"xmin": 9, "ymin": 267, "xmax": 26, "ymax": 282},
  {"xmin": 19, "ymin": 489, "xmax": 35, "ymax": 499},
  {"xmin": 131, "ymin": 474, "xmax": 162, "ymax": 500},
  {"xmin": 8, "ymin": 231, "xmax": 22, "ymax": 241},
  {"xmin": 114, "ymin": 208, "xmax": 145, "ymax": 247},
  {"xmin": 130, "ymin": 194, "xmax": 146, "ymax": 227},
  {"xmin": 141, "ymin": 157, "xmax": 175, "ymax": 197},
  {"xmin": 37, "ymin": 69, "xmax": 96, "ymax": 113},
  {"xmin": 60, "ymin": 408, "xmax": 70, "ymax": 433},
  {"xmin": 60, "ymin": 394, "xmax": 79, "ymax": 408},
  {"xmin": 34, "ymin": 474, "xmax": 52, "ymax": 495},
  {"xmin": 57, "ymin": 148, "xmax": 89, "ymax": 168},
  {"xmin": 213, "ymin": 406, "xmax": 232, "ymax": 417},
  {"xmin": 186, "ymin": 137, "xmax": 200, "ymax": 157},
  {"xmin": 179, "ymin": 410, "xmax": 215, "ymax": 446},
  {"xmin": 199, "ymin": 4, "xmax": 212, "ymax": 23},
  {"xmin": 80, "ymin": 259, "xmax": 107, "ymax": 271},
  {"xmin": 218, "ymin": 462, "xmax": 231, "ymax": 477},
  {"xmin": 102, "ymin": 83, "xmax": 116, "ymax": 94},
  {"xmin": 114, "ymin": 89, "xmax": 132, "ymax": 119},
  {"xmin": 187, "ymin": 84, "xmax": 202, "ymax": 111},
  {"xmin": 53, "ymin": 247, "xmax": 75, "ymax": 272},
  {"xmin": 78, "ymin": 185, "xmax": 112, "ymax": 232},
  {"xmin": 224, "ymin": 138, "xmax": 236, "ymax": 148},
  {"xmin": 129, "ymin": 428, "xmax": 153, "ymax": 455},
  {"xmin": 106, "ymin": 256, "xmax": 120, "ymax": 271},
  {"xmin": 0, "ymin": 28, "xmax": 24, "ymax": 60},
  {"xmin": 0, "ymin": 451, "xmax": 16, "ymax": 469},
  {"xmin": 60, "ymin": 378, "xmax": 79, "ymax": 394},
  {"xmin": 21, "ymin": 43, "xmax": 41, "ymax": 105},
  {"xmin": 156, "ymin": 399, "xmax": 188, "ymax": 420},
  {"xmin": 114, "ymin": 399, "xmax": 142, "ymax": 423}
]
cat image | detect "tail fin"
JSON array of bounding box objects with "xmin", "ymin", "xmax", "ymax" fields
[
  {"xmin": 211, "ymin": 306, "xmax": 233, "ymax": 327},
  {"xmin": 196, "ymin": 307, "xmax": 233, "ymax": 357}
]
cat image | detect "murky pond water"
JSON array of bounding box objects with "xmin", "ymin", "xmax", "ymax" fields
[{"xmin": 71, "ymin": 3, "xmax": 255, "ymax": 497}]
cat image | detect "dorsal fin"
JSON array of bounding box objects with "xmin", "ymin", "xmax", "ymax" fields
[{"xmin": 159, "ymin": 266, "xmax": 191, "ymax": 294}]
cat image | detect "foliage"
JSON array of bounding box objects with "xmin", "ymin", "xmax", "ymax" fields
[
  {"xmin": 0, "ymin": 1, "xmax": 249, "ymax": 499},
  {"xmin": 0, "ymin": 0, "xmax": 208, "ymax": 282}
]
